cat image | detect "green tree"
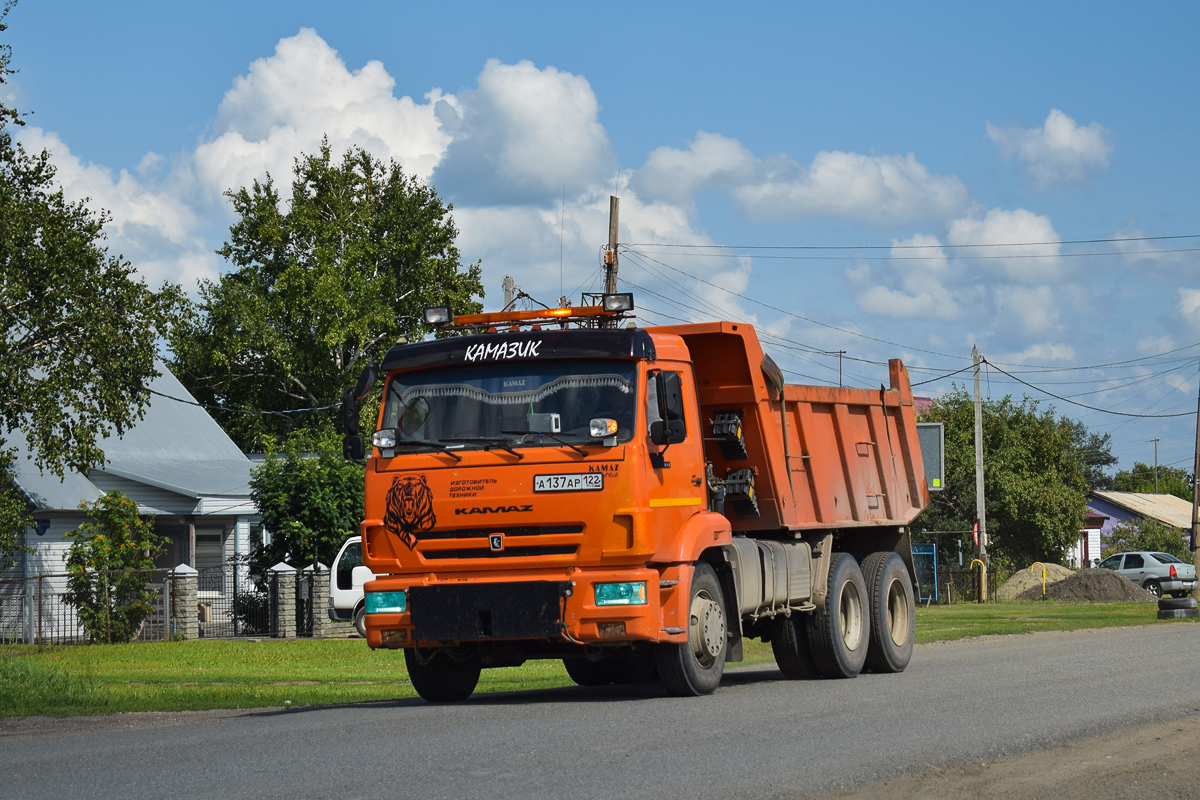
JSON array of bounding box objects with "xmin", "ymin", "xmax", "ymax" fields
[
  {"xmin": 1063, "ymin": 418, "xmax": 1118, "ymax": 490},
  {"xmin": 1110, "ymin": 461, "xmax": 1192, "ymax": 502},
  {"xmin": 63, "ymin": 491, "xmax": 166, "ymax": 643},
  {"xmin": 1101, "ymin": 517, "xmax": 1190, "ymax": 561},
  {"xmin": 169, "ymin": 141, "xmax": 484, "ymax": 451},
  {"xmin": 916, "ymin": 387, "xmax": 1088, "ymax": 569},
  {"xmin": 0, "ymin": 3, "xmax": 182, "ymax": 566},
  {"xmin": 249, "ymin": 431, "xmax": 364, "ymax": 569}
]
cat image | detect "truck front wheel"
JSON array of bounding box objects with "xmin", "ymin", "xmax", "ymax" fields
[
  {"xmin": 861, "ymin": 551, "xmax": 915, "ymax": 673},
  {"xmin": 655, "ymin": 562, "xmax": 727, "ymax": 696},
  {"xmin": 404, "ymin": 647, "xmax": 482, "ymax": 702},
  {"xmin": 808, "ymin": 553, "xmax": 869, "ymax": 679}
]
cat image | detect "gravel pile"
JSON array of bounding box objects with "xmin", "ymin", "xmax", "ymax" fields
[
  {"xmin": 997, "ymin": 563, "xmax": 1075, "ymax": 600},
  {"xmin": 1016, "ymin": 569, "xmax": 1156, "ymax": 602}
]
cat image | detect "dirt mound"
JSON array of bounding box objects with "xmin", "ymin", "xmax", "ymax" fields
[
  {"xmin": 1016, "ymin": 569, "xmax": 1156, "ymax": 602},
  {"xmin": 998, "ymin": 563, "xmax": 1075, "ymax": 600}
]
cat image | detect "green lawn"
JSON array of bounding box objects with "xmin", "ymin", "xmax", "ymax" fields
[{"xmin": 2, "ymin": 601, "xmax": 1191, "ymax": 717}]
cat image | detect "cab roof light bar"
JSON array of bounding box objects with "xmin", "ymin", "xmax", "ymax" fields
[{"xmin": 423, "ymin": 293, "xmax": 635, "ymax": 330}]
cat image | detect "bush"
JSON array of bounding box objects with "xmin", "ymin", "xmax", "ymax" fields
[{"xmin": 63, "ymin": 492, "xmax": 166, "ymax": 643}]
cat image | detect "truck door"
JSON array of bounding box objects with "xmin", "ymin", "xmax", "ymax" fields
[{"xmin": 644, "ymin": 366, "xmax": 706, "ymax": 530}]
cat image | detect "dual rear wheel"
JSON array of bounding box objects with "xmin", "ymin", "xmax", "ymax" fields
[{"xmin": 773, "ymin": 551, "xmax": 914, "ymax": 679}]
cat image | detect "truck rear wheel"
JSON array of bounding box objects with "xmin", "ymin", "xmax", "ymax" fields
[
  {"xmin": 404, "ymin": 647, "xmax": 482, "ymax": 702},
  {"xmin": 771, "ymin": 614, "xmax": 820, "ymax": 679},
  {"xmin": 655, "ymin": 562, "xmax": 727, "ymax": 696},
  {"xmin": 808, "ymin": 553, "xmax": 869, "ymax": 679},
  {"xmin": 861, "ymin": 551, "xmax": 915, "ymax": 673}
]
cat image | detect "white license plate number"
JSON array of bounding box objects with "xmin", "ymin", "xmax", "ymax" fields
[{"xmin": 533, "ymin": 473, "xmax": 604, "ymax": 492}]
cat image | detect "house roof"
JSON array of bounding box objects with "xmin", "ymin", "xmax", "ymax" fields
[
  {"xmin": 6, "ymin": 363, "xmax": 256, "ymax": 512},
  {"xmin": 1089, "ymin": 491, "xmax": 1194, "ymax": 529}
]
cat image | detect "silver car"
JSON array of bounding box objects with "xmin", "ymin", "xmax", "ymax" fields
[{"xmin": 1097, "ymin": 551, "xmax": 1198, "ymax": 598}]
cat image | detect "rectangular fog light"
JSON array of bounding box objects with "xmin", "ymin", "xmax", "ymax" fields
[
  {"xmin": 594, "ymin": 581, "xmax": 647, "ymax": 606},
  {"xmin": 366, "ymin": 590, "xmax": 407, "ymax": 614}
]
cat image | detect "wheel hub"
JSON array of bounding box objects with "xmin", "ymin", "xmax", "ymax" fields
[{"xmin": 689, "ymin": 592, "xmax": 725, "ymax": 661}]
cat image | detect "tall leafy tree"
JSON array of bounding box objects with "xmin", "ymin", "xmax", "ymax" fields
[
  {"xmin": 170, "ymin": 141, "xmax": 484, "ymax": 450},
  {"xmin": 248, "ymin": 432, "xmax": 364, "ymax": 569},
  {"xmin": 1111, "ymin": 461, "xmax": 1192, "ymax": 502},
  {"xmin": 1063, "ymin": 418, "xmax": 1118, "ymax": 490},
  {"xmin": 0, "ymin": 2, "xmax": 183, "ymax": 567},
  {"xmin": 916, "ymin": 387, "xmax": 1089, "ymax": 570}
]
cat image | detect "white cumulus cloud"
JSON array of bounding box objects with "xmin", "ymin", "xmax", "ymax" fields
[
  {"xmin": 947, "ymin": 207, "xmax": 1062, "ymax": 283},
  {"xmin": 734, "ymin": 150, "xmax": 971, "ymax": 226},
  {"xmin": 987, "ymin": 108, "xmax": 1113, "ymax": 189},
  {"xmin": 1178, "ymin": 288, "xmax": 1200, "ymax": 327},
  {"xmin": 994, "ymin": 285, "xmax": 1059, "ymax": 334},
  {"xmin": 191, "ymin": 28, "xmax": 452, "ymax": 202},
  {"xmin": 633, "ymin": 131, "xmax": 756, "ymax": 203},
  {"xmin": 432, "ymin": 59, "xmax": 613, "ymax": 205},
  {"xmin": 855, "ymin": 235, "xmax": 961, "ymax": 320}
]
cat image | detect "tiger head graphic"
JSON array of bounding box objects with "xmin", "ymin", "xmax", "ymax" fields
[{"xmin": 383, "ymin": 474, "xmax": 437, "ymax": 550}]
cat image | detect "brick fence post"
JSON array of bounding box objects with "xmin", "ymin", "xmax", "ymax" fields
[
  {"xmin": 270, "ymin": 562, "xmax": 296, "ymax": 639},
  {"xmin": 171, "ymin": 564, "xmax": 199, "ymax": 641},
  {"xmin": 309, "ymin": 562, "xmax": 331, "ymax": 639}
]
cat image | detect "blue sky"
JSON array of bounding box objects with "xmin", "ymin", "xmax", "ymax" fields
[{"xmin": 7, "ymin": 1, "xmax": 1200, "ymax": 475}]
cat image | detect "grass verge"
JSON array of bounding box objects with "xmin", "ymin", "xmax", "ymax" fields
[{"xmin": 1, "ymin": 601, "xmax": 1191, "ymax": 717}]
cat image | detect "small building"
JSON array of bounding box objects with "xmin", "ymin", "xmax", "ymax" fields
[
  {"xmin": 2, "ymin": 364, "xmax": 261, "ymax": 639},
  {"xmin": 1079, "ymin": 491, "xmax": 1193, "ymax": 565}
]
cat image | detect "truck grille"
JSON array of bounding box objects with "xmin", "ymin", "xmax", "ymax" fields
[{"xmin": 416, "ymin": 524, "xmax": 584, "ymax": 561}]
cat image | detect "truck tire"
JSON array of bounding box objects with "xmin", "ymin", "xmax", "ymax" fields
[
  {"xmin": 771, "ymin": 614, "xmax": 820, "ymax": 679},
  {"xmin": 807, "ymin": 553, "xmax": 869, "ymax": 679},
  {"xmin": 655, "ymin": 562, "xmax": 727, "ymax": 696},
  {"xmin": 353, "ymin": 604, "xmax": 366, "ymax": 638},
  {"xmin": 404, "ymin": 647, "xmax": 482, "ymax": 702},
  {"xmin": 861, "ymin": 551, "xmax": 915, "ymax": 673},
  {"xmin": 563, "ymin": 657, "xmax": 609, "ymax": 686}
]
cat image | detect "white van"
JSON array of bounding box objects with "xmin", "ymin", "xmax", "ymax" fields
[{"xmin": 329, "ymin": 536, "xmax": 376, "ymax": 636}]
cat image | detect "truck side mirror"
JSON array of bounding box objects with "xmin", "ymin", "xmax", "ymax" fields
[
  {"xmin": 343, "ymin": 435, "xmax": 365, "ymax": 460},
  {"xmin": 650, "ymin": 371, "xmax": 687, "ymax": 446},
  {"xmin": 341, "ymin": 386, "xmax": 359, "ymax": 436}
]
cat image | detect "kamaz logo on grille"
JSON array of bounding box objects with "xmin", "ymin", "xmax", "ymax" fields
[
  {"xmin": 489, "ymin": 534, "xmax": 504, "ymax": 551},
  {"xmin": 454, "ymin": 505, "xmax": 533, "ymax": 515}
]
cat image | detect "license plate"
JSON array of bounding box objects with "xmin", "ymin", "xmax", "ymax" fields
[{"xmin": 533, "ymin": 473, "xmax": 604, "ymax": 492}]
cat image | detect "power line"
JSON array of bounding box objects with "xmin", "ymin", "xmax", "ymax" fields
[
  {"xmin": 624, "ymin": 232, "xmax": 1200, "ymax": 251},
  {"xmin": 624, "ymin": 247, "xmax": 1200, "ymax": 262},
  {"xmin": 982, "ymin": 359, "xmax": 1196, "ymax": 419}
]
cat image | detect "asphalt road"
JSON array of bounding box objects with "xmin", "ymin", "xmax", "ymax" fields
[{"xmin": 4, "ymin": 624, "xmax": 1199, "ymax": 800}]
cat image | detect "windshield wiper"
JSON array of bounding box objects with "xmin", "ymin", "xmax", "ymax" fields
[
  {"xmin": 501, "ymin": 430, "xmax": 589, "ymax": 457},
  {"xmin": 439, "ymin": 437, "xmax": 525, "ymax": 460},
  {"xmin": 390, "ymin": 439, "xmax": 463, "ymax": 462}
]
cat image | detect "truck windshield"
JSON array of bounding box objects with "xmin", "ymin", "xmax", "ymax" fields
[{"xmin": 380, "ymin": 360, "xmax": 637, "ymax": 450}]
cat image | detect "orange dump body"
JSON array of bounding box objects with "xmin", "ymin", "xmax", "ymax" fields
[{"xmin": 655, "ymin": 321, "xmax": 929, "ymax": 532}]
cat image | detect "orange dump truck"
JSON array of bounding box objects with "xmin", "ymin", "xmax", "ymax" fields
[{"xmin": 341, "ymin": 296, "xmax": 929, "ymax": 700}]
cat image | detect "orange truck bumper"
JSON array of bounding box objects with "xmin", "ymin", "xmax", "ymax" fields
[{"xmin": 363, "ymin": 565, "xmax": 692, "ymax": 650}]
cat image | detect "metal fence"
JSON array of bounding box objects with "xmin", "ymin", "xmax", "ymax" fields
[
  {"xmin": 198, "ymin": 561, "xmax": 272, "ymax": 639},
  {"xmin": 0, "ymin": 569, "xmax": 175, "ymax": 644}
]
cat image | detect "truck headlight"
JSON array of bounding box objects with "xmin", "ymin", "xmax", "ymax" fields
[
  {"xmin": 595, "ymin": 582, "xmax": 646, "ymax": 606},
  {"xmin": 590, "ymin": 418, "xmax": 619, "ymax": 438},
  {"xmin": 366, "ymin": 590, "xmax": 407, "ymax": 614},
  {"xmin": 372, "ymin": 428, "xmax": 398, "ymax": 448}
]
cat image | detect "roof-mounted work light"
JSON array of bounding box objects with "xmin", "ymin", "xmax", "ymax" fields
[
  {"xmin": 423, "ymin": 305, "xmax": 452, "ymax": 325},
  {"xmin": 601, "ymin": 293, "xmax": 634, "ymax": 312}
]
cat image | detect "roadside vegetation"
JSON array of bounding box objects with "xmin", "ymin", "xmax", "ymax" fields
[{"xmin": 2, "ymin": 602, "xmax": 1193, "ymax": 718}]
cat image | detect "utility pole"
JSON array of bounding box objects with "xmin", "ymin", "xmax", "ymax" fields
[
  {"xmin": 604, "ymin": 196, "xmax": 619, "ymax": 294},
  {"xmin": 1151, "ymin": 438, "xmax": 1159, "ymax": 492},
  {"xmin": 1190, "ymin": 369, "xmax": 1200, "ymax": 577},
  {"xmin": 502, "ymin": 276, "xmax": 515, "ymax": 311},
  {"xmin": 836, "ymin": 350, "xmax": 846, "ymax": 386},
  {"xmin": 972, "ymin": 345, "xmax": 988, "ymax": 569}
]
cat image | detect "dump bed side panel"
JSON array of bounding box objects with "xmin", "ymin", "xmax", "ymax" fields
[{"xmin": 650, "ymin": 322, "xmax": 928, "ymax": 532}]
